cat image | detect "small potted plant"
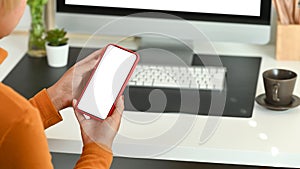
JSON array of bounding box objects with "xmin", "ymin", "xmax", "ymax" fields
[{"xmin": 45, "ymin": 28, "xmax": 69, "ymax": 67}]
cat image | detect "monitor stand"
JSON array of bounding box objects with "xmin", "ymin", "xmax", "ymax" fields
[{"xmin": 135, "ymin": 36, "xmax": 195, "ymax": 66}]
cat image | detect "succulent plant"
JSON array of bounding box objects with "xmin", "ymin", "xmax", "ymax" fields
[{"xmin": 45, "ymin": 28, "xmax": 69, "ymax": 46}]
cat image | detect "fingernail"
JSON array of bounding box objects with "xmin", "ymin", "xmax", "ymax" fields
[{"xmin": 73, "ymin": 99, "xmax": 77, "ymax": 105}]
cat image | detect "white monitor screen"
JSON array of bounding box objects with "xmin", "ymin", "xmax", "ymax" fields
[
  {"xmin": 66, "ymin": 0, "xmax": 261, "ymax": 17},
  {"xmin": 57, "ymin": 0, "xmax": 271, "ymax": 44}
]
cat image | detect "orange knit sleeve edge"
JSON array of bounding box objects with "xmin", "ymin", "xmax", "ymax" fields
[
  {"xmin": 83, "ymin": 142, "xmax": 113, "ymax": 155},
  {"xmin": 29, "ymin": 89, "xmax": 63, "ymax": 129}
]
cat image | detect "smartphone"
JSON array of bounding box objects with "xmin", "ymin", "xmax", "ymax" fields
[{"xmin": 75, "ymin": 44, "xmax": 140, "ymax": 120}]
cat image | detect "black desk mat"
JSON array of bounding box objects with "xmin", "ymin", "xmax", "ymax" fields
[
  {"xmin": 3, "ymin": 47, "xmax": 261, "ymax": 118},
  {"xmin": 110, "ymin": 157, "xmax": 260, "ymax": 169}
]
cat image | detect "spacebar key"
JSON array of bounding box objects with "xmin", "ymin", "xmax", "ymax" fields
[{"xmin": 153, "ymin": 82, "xmax": 179, "ymax": 88}]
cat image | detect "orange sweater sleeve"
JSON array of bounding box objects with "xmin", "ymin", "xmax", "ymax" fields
[
  {"xmin": 75, "ymin": 143, "xmax": 113, "ymax": 169},
  {"xmin": 29, "ymin": 89, "xmax": 63, "ymax": 129},
  {"xmin": 0, "ymin": 83, "xmax": 113, "ymax": 169},
  {"xmin": 0, "ymin": 83, "xmax": 54, "ymax": 169},
  {"xmin": 0, "ymin": 47, "xmax": 8, "ymax": 64}
]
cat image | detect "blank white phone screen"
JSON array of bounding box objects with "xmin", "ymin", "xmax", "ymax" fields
[{"xmin": 77, "ymin": 45, "xmax": 136, "ymax": 119}]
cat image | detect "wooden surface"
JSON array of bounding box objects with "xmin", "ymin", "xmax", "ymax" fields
[{"xmin": 276, "ymin": 22, "xmax": 300, "ymax": 60}]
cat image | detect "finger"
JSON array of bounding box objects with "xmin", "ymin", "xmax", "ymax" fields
[
  {"xmin": 74, "ymin": 49, "xmax": 102, "ymax": 70},
  {"xmin": 74, "ymin": 48, "xmax": 105, "ymax": 76},
  {"xmin": 72, "ymin": 98, "xmax": 77, "ymax": 107},
  {"xmin": 72, "ymin": 99, "xmax": 86, "ymax": 123},
  {"xmin": 81, "ymin": 49, "xmax": 103, "ymax": 63},
  {"xmin": 75, "ymin": 109, "xmax": 86, "ymax": 123},
  {"xmin": 83, "ymin": 114, "xmax": 91, "ymax": 120},
  {"xmin": 111, "ymin": 96, "xmax": 125, "ymax": 120},
  {"xmin": 116, "ymin": 95, "xmax": 125, "ymax": 114}
]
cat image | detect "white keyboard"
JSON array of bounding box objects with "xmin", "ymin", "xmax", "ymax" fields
[{"xmin": 129, "ymin": 65, "xmax": 226, "ymax": 90}]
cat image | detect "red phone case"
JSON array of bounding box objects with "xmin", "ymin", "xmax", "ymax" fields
[{"xmin": 75, "ymin": 44, "xmax": 140, "ymax": 120}]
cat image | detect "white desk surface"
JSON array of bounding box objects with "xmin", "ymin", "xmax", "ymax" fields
[{"xmin": 1, "ymin": 33, "xmax": 300, "ymax": 168}]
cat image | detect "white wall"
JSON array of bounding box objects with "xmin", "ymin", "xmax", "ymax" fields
[{"xmin": 15, "ymin": 6, "xmax": 31, "ymax": 31}]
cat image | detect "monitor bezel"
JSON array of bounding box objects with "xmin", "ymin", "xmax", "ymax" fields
[{"xmin": 57, "ymin": 0, "xmax": 271, "ymax": 25}]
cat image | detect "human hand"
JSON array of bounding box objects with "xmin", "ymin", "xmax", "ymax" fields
[
  {"xmin": 72, "ymin": 96, "xmax": 124, "ymax": 149},
  {"xmin": 47, "ymin": 49, "xmax": 104, "ymax": 111}
]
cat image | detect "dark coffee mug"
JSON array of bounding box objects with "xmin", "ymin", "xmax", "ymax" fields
[{"xmin": 263, "ymin": 69, "xmax": 297, "ymax": 106}]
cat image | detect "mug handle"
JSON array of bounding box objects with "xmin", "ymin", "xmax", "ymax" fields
[{"xmin": 272, "ymin": 83, "xmax": 280, "ymax": 102}]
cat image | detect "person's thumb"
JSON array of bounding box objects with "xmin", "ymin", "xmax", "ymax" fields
[{"xmin": 72, "ymin": 99, "xmax": 85, "ymax": 123}]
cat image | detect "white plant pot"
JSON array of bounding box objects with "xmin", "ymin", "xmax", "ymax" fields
[{"xmin": 46, "ymin": 43, "xmax": 69, "ymax": 67}]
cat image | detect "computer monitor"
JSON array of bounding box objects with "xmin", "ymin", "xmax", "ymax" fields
[{"xmin": 56, "ymin": 0, "xmax": 272, "ymax": 45}]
